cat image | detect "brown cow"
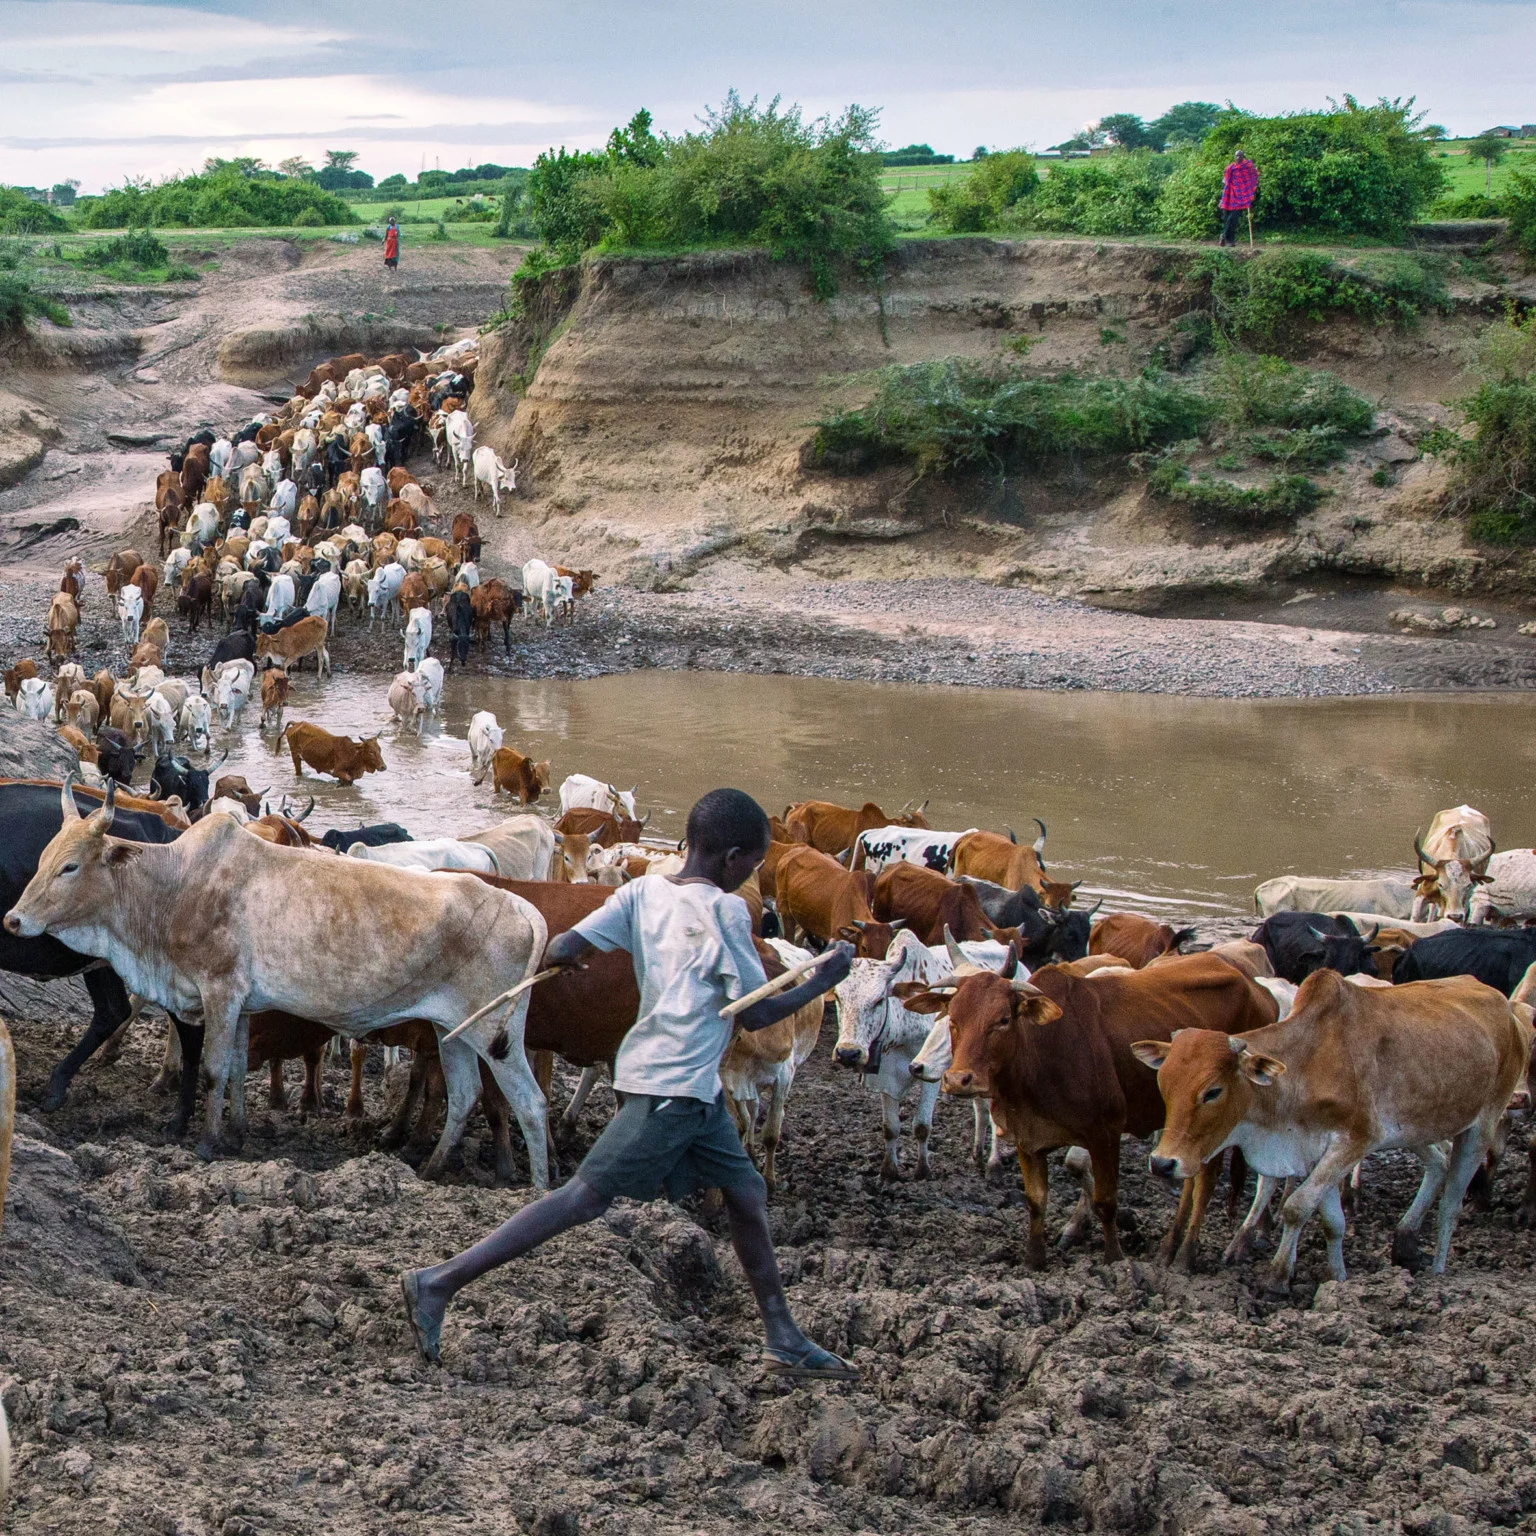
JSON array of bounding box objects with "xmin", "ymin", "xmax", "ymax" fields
[
  {"xmin": 1090, "ymin": 912, "xmax": 1196, "ymax": 969},
  {"xmin": 280, "ymin": 722, "xmax": 384, "ymax": 785},
  {"xmin": 786, "ymin": 798, "xmax": 931, "ymax": 858},
  {"xmin": 554, "ymin": 567, "xmax": 599, "ymax": 598},
  {"xmin": 45, "ymin": 593, "xmax": 78, "ymax": 663},
  {"xmin": 451, "ymin": 512, "xmax": 481, "ymax": 563},
  {"xmin": 176, "ymin": 570, "xmax": 213, "ymax": 632},
  {"xmin": 396, "ymin": 571, "xmax": 430, "ymax": 617},
  {"xmin": 128, "ymin": 642, "xmax": 162, "ymax": 672},
  {"xmin": 774, "ymin": 844, "xmax": 900, "ymax": 958},
  {"xmin": 104, "ymin": 549, "xmax": 142, "ymax": 598},
  {"xmin": 383, "ymin": 501, "xmax": 417, "ymax": 536},
  {"xmin": 554, "ymin": 807, "xmax": 647, "ymax": 847},
  {"xmin": 900, "ymin": 951, "xmax": 1276, "ymax": 1271},
  {"xmin": 551, "ymin": 831, "xmax": 593, "ymax": 883},
  {"xmin": 872, "ymin": 862, "xmax": 1019, "ymax": 947},
  {"xmin": 245, "ymin": 815, "xmax": 314, "ymax": 848},
  {"xmin": 255, "ymin": 615, "xmax": 330, "ymax": 676},
  {"xmin": 128, "ymin": 565, "xmax": 159, "ymax": 614},
  {"xmin": 1137, "ymin": 968, "xmax": 1532, "ymax": 1289},
  {"xmin": 213, "ymin": 776, "xmax": 266, "ymax": 815},
  {"xmin": 90, "ymin": 669, "xmax": 114, "ymax": 719},
  {"xmin": 951, "ymin": 824, "xmax": 1076, "ymax": 909},
  {"xmin": 60, "ymin": 558, "xmax": 84, "ymax": 606},
  {"xmin": 156, "ymin": 477, "xmax": 185, "ymax": 554},
  {"xmin": 260, "ymin": 668, "xmax": 291, "ymax": 732},
  {"xmin": 247, "ymin": 1011, "xmax": 330, "ymax": 1115},
  {"xmin": 386, "ymin": 466, "xmax": 417, "ymax": 495},
  {"xmin": 3, "ymin": 658, "xmax": 38, "ymax": 704},
  {"xmin": 180, "ymin": 451, "xmax": 207, "ymax": 505},
  {"xmin": 203, "ymin": 475, "xmax": 232, "ymax": 516},
  {"xmin": 491, "ymin": 747, "xmax": 550, "ymax": 805},
  {"xmin": 470, "ymin": 579, "xmax": 516, "ymax": 654}
]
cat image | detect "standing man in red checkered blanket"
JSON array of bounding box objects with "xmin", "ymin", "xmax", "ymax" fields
[{"xmin": 1218, "ymin": 150, "xmax": 1258, "ymax": 245}]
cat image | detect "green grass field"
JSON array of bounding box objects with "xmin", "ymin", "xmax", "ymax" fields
[{"xmin": 1432, "ymin": 138, "xmax": 1536, "ymax": 201}]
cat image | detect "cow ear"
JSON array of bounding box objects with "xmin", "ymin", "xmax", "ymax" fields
[
  {"xmin": 1237, "ymin": 1051, "xmax": 1286, "ymax": 1086},
  {"xmin": 1015, "ymin": 994, "xmax": 1063, "ymax": 1027},
  {"xmin": 1131, "ymin": 1039, "xmax": 1170, "ymax": 1071},
  {"xmin": 891, "ymin": 984, "xmax": 951, "ymax": 1014},
  {"xmin": 105, "ymin": 843, "xmax": 141, "ymax": 866}
]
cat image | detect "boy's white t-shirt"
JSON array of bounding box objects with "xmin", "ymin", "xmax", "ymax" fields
[{"xmin": 571, "ymin": 877, "xmax": 768, "ymax": 1102}]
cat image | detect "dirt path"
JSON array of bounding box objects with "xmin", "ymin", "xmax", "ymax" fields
[{"xmin": 2, "ymin": 977, "xmax": 1533, "ymax": 1535}]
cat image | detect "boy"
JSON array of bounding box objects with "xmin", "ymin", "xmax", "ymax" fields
[{"xmin": 400, "ymin": 788, "xmax": 857, "ymax": 1380}]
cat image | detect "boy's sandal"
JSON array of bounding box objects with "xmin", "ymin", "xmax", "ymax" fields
[
  {"xmin": 399, "ymin": 1270, "xmax": 442, "ymax": 1365},
  {"xmin": 765, "ymin": 1343, "xmax": 860, "ymax": 1381}
]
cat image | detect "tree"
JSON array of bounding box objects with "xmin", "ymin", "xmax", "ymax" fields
[
  {"xmin": 1147, "ymin": 101, "xmax": 1223, "ymax": 150},
  {"xmin": 324, "ymin": 150, "xmax": 359, "ymax": 171},
  {"xmin": 1467, "ymin": 132, "xmax": 1508, "ymax": 194},
  {"xmin": 972, "ymin": 146, "xmax": 989, "ymax": 160},
  {"xmin": 49, "ymin": 179, "xmax": 80, "ymax": 206},
  {"xmin": 1098, "ymin": 113, "xmax": 1152, "ymax": 150},
  {"xmin": 1422, "ymin": 124, "xmax": 1448, "ymax": 141},
  {"xmin": 277, "ymin": 157, "xmax": 313, "ymax": 179},
  {"xmin": 607, "ymin": 108, "xmax": 664, "ymax": 168}
]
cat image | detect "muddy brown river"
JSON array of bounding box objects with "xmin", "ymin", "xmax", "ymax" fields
[{"xmin": 200, "ymin": 670, "xmax": 1536, "ymax": 922}]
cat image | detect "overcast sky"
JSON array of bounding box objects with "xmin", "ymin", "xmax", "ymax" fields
[{"xmin": 3, "ymin": 0, "xmax": 1535, "ymax": 192}]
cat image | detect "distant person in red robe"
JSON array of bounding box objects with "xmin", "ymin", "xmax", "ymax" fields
[
  {"xmin": 1218, "ymin": 151, "xmax": 1258, "ymax": 246},
  {"xmin": 383, "ymin": 217, "xmax": 400, "ymax": 270}
]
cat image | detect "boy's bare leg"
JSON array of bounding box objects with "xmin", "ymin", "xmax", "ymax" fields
[{"xmin": 404, "ymin": 1176, "xmax": 610, "ymax": 1357}]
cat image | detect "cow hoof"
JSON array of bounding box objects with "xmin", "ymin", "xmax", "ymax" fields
[
  {"xmin": 914, "ymin": 1162, "xmax": 931, "ymax": 1182},
  {"xmin": 1390, "ymin": 1229, "xmax": 1423, "ymax": 1271},
  {"xmin": 40, "ymin": 1079, "xmax": 69, "ymax": 1114},
  {"xmin": 1517, "ymin": 1204, "xmax": 1536, "ymax": 1230},
  {"xmin": 149, "ymin": 1071, "xmax": 179, "ymax": 1098},
  {"xmin": 1174, "ymin": 1247, "xmax": 1199, "ymax": 1276},
  {"xmin": 1023, "ymin": 1242, "xmax": 1049, "ymax": 1272},
  {"xmin": 194, "ymin": 1138, "xmax": 218, "ymax": 1162}
]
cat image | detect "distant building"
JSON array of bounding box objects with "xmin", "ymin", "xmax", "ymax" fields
[
  {"xmin": 1523, "ymin": 125, "xmax": 1536, "ymax": 138},
  {"xmin": 1484, "ymin": 126, "xmax": 1518, "ymax": 138}
]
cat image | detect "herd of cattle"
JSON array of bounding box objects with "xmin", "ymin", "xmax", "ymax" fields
[{"xmin": 1, "ymin": 749, "xmax": 1535, "ymax": 1299}]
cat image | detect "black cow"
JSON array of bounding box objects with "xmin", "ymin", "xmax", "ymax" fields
[
  {"xmin": 206, "ymin": 630, "xmax": 256, "ymax": 674},
  {"xmin": 0, "ymin": 781, "xmax": 202, "ymax": 1128},
  {"xmin": 446, "ymin": 587, "xmax": 473, "ymax": 671},
  {"xmin": 323, "ymin": 434, "xmax": 350, "ymax": 486},
  {"xmin": 318, "ymin": 823, "xmax": 413, "ymax": 853},
  {"xmin": 258, "ymin": 605, "xmax": 309, "ymax": 635},
  {"xmin": 1393, "ymin": 928, "xmax": 1536, "ymax": 996},
  {"xmin": 248, "ymin": 545, "xmax": 281, "ymax": 575},
  {"xmin": 94, "ymin": 727, "xmax": 137, "ymax": 786},
  {"xmin": 149, "ymin": 752, "xmax": 222, "ymax": 812},
  {"xmin": 956, "ymin": 876, "xmax": 1097, "ymax": 964},
  {"xmin": 303, "ymin": 460, "xmax": 327, "ymax": 500},
  {"xmin": 233, "ymin": 422, "xmax": 262, "ymax": 446},
  {"xmin": 1250, "ymin": 911, "xmax": 1377, "ymax": 984},
  {"xmin": 228, "ymin": 508, "xmax": 250, "ymax": 533},
  {"xmin": 234, "ymin": 582, "xmax": 263, "ymax": 637}
]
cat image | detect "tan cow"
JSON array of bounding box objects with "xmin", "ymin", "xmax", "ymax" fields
[
  {"xmin": 490, "ymin": 747, "xmax": 550, "ymax": 805},
  {"xmin": 785, "ymin": 798, "xmax": 930, "ymax": 858},
  {"xmin": 1135, "ymin": 967, "xmax": 1533, "ymax": 1290},
  {"xmin": 260, "ymin": 669, "xmax": 291, "ymax": 733},
  {"xmin": 1090, "ymin": 912, "xmax": 1197, "ymax": 969},
  {"xmin": 255, "ymin": 615, "xmax": 330, "ymax": 677},
  {"xmin": 280, "ymin": 722, "xmax": 384, "ymax": 785},
  {"xmin": 3, "ymin": 782, "xmax": 553, "ymax": 1185},
  {"xmin": 950, "ymin": 823, "xmax": 1080, "ymax": 908},
  {"xmin": 45, "ymin": 592, "xmax": 78, "ymax": 663}
]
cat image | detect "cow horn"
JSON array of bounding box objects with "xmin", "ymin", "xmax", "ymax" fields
[
  {"xmin": 1086, "ymin": 896, "xmax": 1104, "ymax": 919},
  {"xmin": 1307, "ymin": 924, "xmax": 1332, "ymax": 941},
  {"xmin": 1005, "ymin": 825, "xmax": 1017, "ymax": 845},
  {"xmin": 1032, "ymin": 819, "xmax": 1048, "ymax": 858},
  {"xmin": 943, "ymin": 925, "xmax": 968, "ymax": 971},
  {"xmin": 638, "ymin": 811, "xmax": 651, "ymax": 829},
  {"xmin": 1010, "ymin": 971, "xmax": 1043, "ymax": 996},
  {"xmin": 1228, "ymin": 1036, "xmax": 1248, "ymax": 1055},
  {"xmin": 1363, "ymin": 923, "xmax": 1379, "ymax": 943},
  {"xmin": 898, "ymin": 799, "xmax": 912, "ymax": 814},
  {"xmin": 98, "ymin": 779, "xmax": 117, "ymax": 820},
  {"xmin": 61, "ymin": 775, "xmax": 81, "ymax": 821},
  {"xmin": 849, "ymin": 919, "xmax": 867, "ymax": 931},
  {"xmin": 916, "ymin": 798, "xmax": 929, "ymax": 816},
  {"xmin": 210, "ymin": 749, "xmax": 229, "ymax": 775},
  {"xmin": 294, "ymin": 795, "xmax": 315, "ymax": 822}
]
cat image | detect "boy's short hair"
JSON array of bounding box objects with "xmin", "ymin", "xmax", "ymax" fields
[{"xmin": 687, "ymin": 788, "xmax": 771, "ymax": 856}]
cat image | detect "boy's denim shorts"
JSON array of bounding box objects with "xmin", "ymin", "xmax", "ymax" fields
[{"xmin": 577, "ymin": 1090, "xmax": 765, "ymax": 1203}]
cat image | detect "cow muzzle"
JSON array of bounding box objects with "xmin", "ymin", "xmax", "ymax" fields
[
  {"xmin": 833, "ymin": 1044, "xmax": 867, "ymax": 1070},
  {"xmin": 1148, "ymin": 1154, "xmax": 1182, "ymax": 1181},
  {"xmin": 941, "ymin": 1068, "xmax": 983, "ymax": 1098},
  {"xmin": 4, "ymin": 909, "xmax": 38, "ymax": 937}
]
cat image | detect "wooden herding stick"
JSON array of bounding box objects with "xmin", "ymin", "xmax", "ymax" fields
[
  {"xmin": 440, "ymin": 966, "xmax": 565, "ymax": 1045},
  {"xmin": 1247, "ymin": 207, "xmax": 1255, "ymax": 247},
  {"xmin": 720, "ymin": 948, "xmax": 844, "ymax": 1019}
]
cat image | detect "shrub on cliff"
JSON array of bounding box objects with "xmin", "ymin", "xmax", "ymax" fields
[
  {"xmin": 525, "ymin": 95, "xmax": 895, "ymax": 296},
  {"xmin": 927, "ymin": 151, "xmax": 1039, "ymax": 233},
  {"xmin": 1024, "ymin": 151, "xmax": 1175, "ymax": 236},
  {"xmin": 1157, "ymin": 98, "xmax": 1445, "ymax": 240},
  {"xmin": 1503, "ymin": 167, "xmax": 1536, "ymax": 263},
  {"xmin": 81, "ymin": 165, "xmax": 357, "ymax": 228},
  {"xmin": 0, "ymin": 188, "xmax": 69, "ymax": 235}
]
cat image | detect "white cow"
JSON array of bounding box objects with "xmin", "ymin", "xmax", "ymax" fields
[
  {"xmin": 1254, "ymin": 875, "xmax": 1417, "ymax": 920},
  {"xmin": 345, "ymin": 402, "xmax": 368, "ymax": 434},
  {"xmin": 471, "ymin": 446, "xmax": 517, "ymax": 516},
  {"xmin": 521, "ymin": 559, "xmax": 564, "ymax": 626},
  {"xmin": 117, "ymin": 585, "xmax": 144, "ymax": 643},
  {"xmin": 468, "ymin": 711, "xmax": 504, "ymax": 784},
  {"xmin": 359, "ymin": 466, "xmax": 387, "ymax": 523},
  {"xmin": 262, "ymin": 573, "xmax": 296, "ymax": 619},
  {"xmin": 1469, "ymin": 850, "xmax": 1536, "ymax": 924},
  {"xmin": 365, "ymin": 423, "xmax": 386, "ymax": 470},
  {"xmin": 211, "ymin": 659, "xmax": 255, "ymax": 730},
  {"xmin": 396, "ymin": 538, "xmax": 425, "ymax": 572},
  {"xmin": 265, "ymin": 515, "xmax": 292, "ymax": 547},
  {"xmin": 1415, "ymin": 805, "xmax": 1496, "ymax": 920},
  {"xmin": 403, "ymin": 607, "xmax": 432, "ymax": 671},
  {"xmin": 344, "ymin": 559, "xmax": 371, "ymax": 617},
  {"xmin": 456, "ymin": 561, "xmax": 481, "ymax": 590},
  {"xmin": 367, "ymin": 562, "xmax": 406, "ymax": 627},
  {"xmin": 856, "ymin": 825, "xmax": 974, "ymax": 875},
  {"xmin": 209, "ymin": 438, "xmax": 233, "ymax": 479},
  {"xmin": 144, "ymin": 692, "xmax": 177, "ymax": 759},
  {"xmin": 188, "ymin": 504, "xmax": 219, "ymax": 547},
  {"xmin": 387, "ymin": 671, "xmax": 428, "ymax": 735},
  {"xmin": 178, "ymin": 694, "xmax": 213, "ymax": 753},
  {"xmin": 290, "ymin": 428, "xmax": 316, "ymax": 479},
  {"xmin": 164, "ymin": 547, "xmax": 192, "ymax": 589},
  {"xmin": 415, "ymin": 657, "xmax": 444, "ymax": 717},
  {"xmin": 831, "ymin": 930, "xmax": 956, "ymax": 1180},
  {"xmin": 305, "ymin": 571, "xmax": 342, "ymax": 633},
  {"xmin": 16, "ymin": 677, "xmax": 52, "ymax": 720},
  {"xmin": 461, "ymin": 816, "xmax": 557, "ymax": 880},
  {"xmin": 346, "ymin": 838, "xmax": 499, "ymax": 875},
  {"xmin": 444, "ymin": 410, "xmax": 475, "ymax": 487},
  {"xmin": 558, "ymin": 773, "xmax": 638, "ymax": 820}
]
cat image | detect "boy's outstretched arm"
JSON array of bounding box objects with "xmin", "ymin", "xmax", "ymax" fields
[
  {"xmin": 736, "ymin": 942, "xmax": 852, "ymax": 1033},
  {"xmin": 544, "ymin": 931, "xmax": 596, "ymax": 970}
]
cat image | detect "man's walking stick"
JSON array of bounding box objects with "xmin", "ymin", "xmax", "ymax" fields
[{"xmin": 1247, "ymin": 207, "xmax": 1255, "ymax": 247}]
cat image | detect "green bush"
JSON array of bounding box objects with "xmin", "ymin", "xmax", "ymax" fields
[
  {"xmin": 810, "ymin": 361, "xmax": 1212, "ymax": 475},
  {"xmin": 81, "ymin": 167, "xmax": 356, "ymax": 228},
  {"xmin": 1201, "ymin": 351, "xmax": 1375, "ymax": 433},
  {"xmin": 927, "ymin": 151, "xmax": 1038, "ymax": 233},
  {"xmin": 1244, "ymin": 425, "xmax": 1348, "ymax": 468},
  {"xmin": 1430, "ymin": 192, "xmax": 1504, "ymax": 220},
  {"xmin": 0, "ymin": 187, "xmax": 69, "ymax": 235},
  {"xmin": 1147, "ymin": 458, "xmax": 1325, "ymax": 522},
  {"xmin": 1504, "ymin": 167, "xmax": 1536, "ymax": 262},
  {"xmin": 1023, "ymin": 150, "xmax": 1175, "ymax": 236},
  {"xmin": 81, "ymin": 229, "xmax": 169, "ymax": 267},
  {"xmin": 1193, "ymin": 249, "xmax": 1447, "ymax": 348},
  {"xmin": 525, "ymin": 95, "xmax": 895, "ymax": 297},
  {"xmin": 1156, "ymin": 98, "xmax": 1446, "ymax": 239},
  {"xmin": 0, "ymin": 272, "xmax": 70, "ymax": 331}
]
